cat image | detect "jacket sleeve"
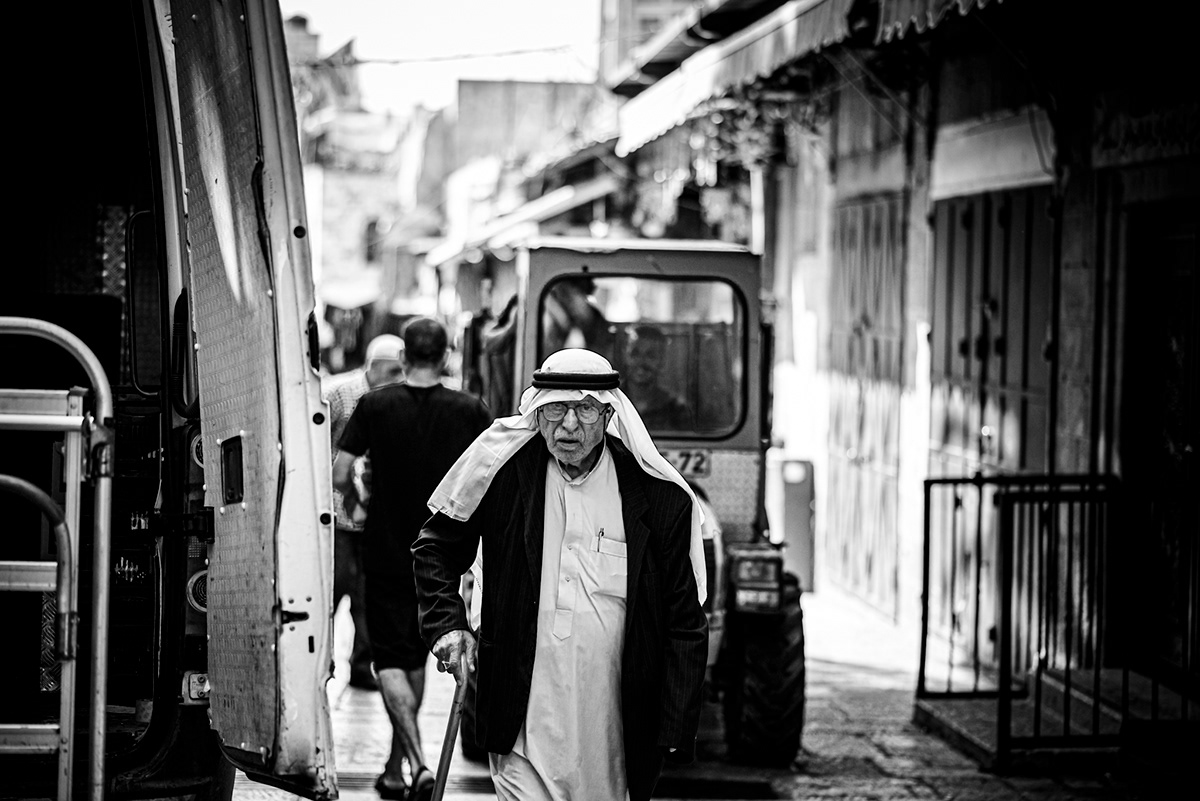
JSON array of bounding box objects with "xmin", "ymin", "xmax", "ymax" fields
[
  {"xmin": 412, "ymin": 510, "xmax": 481, "ymax": 651},
  {"xmin": 655, "ymin": 497, "xmax": 709, "ymax": 762}
]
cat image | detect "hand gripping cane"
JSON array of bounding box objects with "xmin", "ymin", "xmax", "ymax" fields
[{"xmin": 432, "ymin": 651, "xmax": 470, "ymax": 801}]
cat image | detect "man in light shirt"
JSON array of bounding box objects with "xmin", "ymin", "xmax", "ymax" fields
[
  {"xmin": 413, "ymin": 348, "xmax": 708, "ymax": 801},
  {"xmin": 322, "ymin": 333, "xmax": 405, "ymax": 690}
]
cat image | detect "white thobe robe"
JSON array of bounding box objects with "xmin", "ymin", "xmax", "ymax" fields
[{"xmin": 489, "ymin": 445, "xmax": 629, "ymax": 801}]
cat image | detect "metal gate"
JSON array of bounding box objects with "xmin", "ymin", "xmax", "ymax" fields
[{"xmin": 826, "ymin": 194, "xmax": 904, "ymax": 617}]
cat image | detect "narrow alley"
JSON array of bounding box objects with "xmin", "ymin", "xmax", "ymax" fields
[{"xmin": 233, "ymin": 586, "xmax": 1178, "ymax": 801}]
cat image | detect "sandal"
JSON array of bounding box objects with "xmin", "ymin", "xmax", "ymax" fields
[
  {"xmin": 374, "ymin": 773, "xmax": 407, "ymax": 801},
  {"xmin": 408, "ymin": 766, "xmax": 435, "ymax": 801}
]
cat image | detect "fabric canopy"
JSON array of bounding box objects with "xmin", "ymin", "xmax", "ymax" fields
[
  {"xmin": 616, "ymin": 0, "xmax": 856, "ymax": 157},
  {"xmin": 876, "ymin": 0, "xmax": 1000, "ymax": 43}
]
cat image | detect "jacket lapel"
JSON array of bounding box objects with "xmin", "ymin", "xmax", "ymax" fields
[
  {"xmin": 609, "ymin": 437, "xmax": 650, "ymax": 622},
  {"xmin": 513, "ymin": 439, "xmax": 546, "ymax": 589}
]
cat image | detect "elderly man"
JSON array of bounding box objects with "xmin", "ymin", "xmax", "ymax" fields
[
  {"xmin": 323, "ymin": 333, "xmax": 406, "ymax": 690},
  {"xmin": 413, "ymin": 348, "xmax": 708, "ymax": 801}
]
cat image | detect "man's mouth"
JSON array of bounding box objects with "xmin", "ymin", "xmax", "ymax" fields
[{"xmin": 556, "ymin": 440, "xmax": 581, "ymax": 449}]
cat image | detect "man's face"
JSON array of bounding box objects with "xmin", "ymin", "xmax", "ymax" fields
[
  {"xmin": 366, "ymin": 357, "xmax": 405, "ymax": 388},
  {"xmin": 627, "ymin": 337, "xmax": 664, "ymax": 385},
  {"xmin": 536, "ymin": 398, "xmax": 611, "ymax": 468}
]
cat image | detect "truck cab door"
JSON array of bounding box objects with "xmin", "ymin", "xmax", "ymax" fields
[{"xmin": 165, "ymin": 0, "xmax": 336, "ymax": 796}]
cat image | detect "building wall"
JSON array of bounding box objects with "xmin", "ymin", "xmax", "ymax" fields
[
  {"xmin": 317, "ymin": 169, "xmax": 399, "ymax": 282},
  {"xmin": 456, "ymin": 81, "xmax": 601, "ymax": 167},
  {"xmin": 599, "ymin": 0, "xmax": 693, "ymax": 86}
]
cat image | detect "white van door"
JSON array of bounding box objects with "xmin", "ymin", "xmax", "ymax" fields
[{"xmin": 166, "ymin": 0, "xmax": 336, "ymax": 796}]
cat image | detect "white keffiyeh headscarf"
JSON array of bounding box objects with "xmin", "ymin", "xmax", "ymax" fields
[{"xmin": 428, "ymin": 348, "xmax": 707, "ymax": 605}]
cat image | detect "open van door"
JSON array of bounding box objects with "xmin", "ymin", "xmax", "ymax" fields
[{"xmin": 166, "ymin": 0, "xmax": 336, "ymax": 796}]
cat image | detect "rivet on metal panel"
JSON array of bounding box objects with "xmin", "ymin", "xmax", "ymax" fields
[
  {"xmin": 289, "ymin": 598, "xmax": 294, "ymax": 603},
  {"xmin": 219, "ymin": 507, "xmax": 225, "ymax": 514},
  {"xmin": 193, "ymin": 342, "xmax": 200, "ymax": 350},
  {"xmin": 241, "ymin": 502, "xmax": 247, "ymax": 510},
  {"xmin": 266, "ymin": 289, "xmax": 273, "ymax": 298},
  {"xmin": 306, "ymin": 596, "xmax": 312, "ymax": 602},
  {"xmin": 202, "ymin": 484, "xmax": 207, "ymax": 491},
  {"xmin": 191, "ymin": 14, "xmax": 197, "ymax": 21},
  {"xmin": 289, "ymin": 625, "xmax": 295, "ymax": 631},
  {"xmin": 277, "ymin": 442, "xmax": 283, "ymax": 451},
  {"xmin": 239, "ymin": 430, "xmax": 246, "ymax": 437}
]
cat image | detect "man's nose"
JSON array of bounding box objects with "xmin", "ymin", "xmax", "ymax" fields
[{"xmin": 560, "ymin": 408, "xmax": 581, "ymax": 430}]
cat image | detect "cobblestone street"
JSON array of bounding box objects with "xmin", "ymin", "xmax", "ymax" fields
[{"xmin": 232, "ymin": 585, "xmax": 1189, "ymax": 801}]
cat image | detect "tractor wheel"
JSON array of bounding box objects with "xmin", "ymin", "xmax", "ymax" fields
[
  {"xmin": 460, "ymin": 669, "xmax": 488, "ymax": 762},
  {"xmin": 199, "ymin": 753, "xmax": 236, "ymax": 801},
  {"xmin": 722, "ymin": 574, "xmax": 805, "ymax": 766}
]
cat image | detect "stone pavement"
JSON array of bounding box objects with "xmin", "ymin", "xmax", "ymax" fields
[
  {"xmin": 233, "ymin": 588, "xmax": 1187, "ymax": 800},
  {"xmin": 770, "ymin": 586, "xmax": 1184, "ymax": 801}
]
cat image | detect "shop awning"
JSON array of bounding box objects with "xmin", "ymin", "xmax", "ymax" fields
[
  {"xmin": 876, "ymin": 0, "xmax": 1000, "ymax": 43},
  {"xmin": 616, "ymin": 0, "xmax": 856, "ymax": 157},
  {"xmin": 609, "ymin": 0, "xmax": 798, "ymax": 98},
  {"xmin": 425, "ymin": 173, "xmax": 620, "ymax": 267}
]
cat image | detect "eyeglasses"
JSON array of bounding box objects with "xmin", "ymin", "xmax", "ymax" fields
[{"xmin": 540, "ymin": 402, "xmax": 605, "ymax": 424}]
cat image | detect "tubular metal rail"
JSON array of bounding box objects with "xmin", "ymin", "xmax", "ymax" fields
[
  {"xmin": 917, "ymin": 473, "xmax": 1132, "ymax": 767},
  {"xmin": 0, "ymin": 317, "xmax": 114, "ymax": 801},
  {"xmin": 0, "ymin": 477, "xmax": 78, "ymax": 800}
]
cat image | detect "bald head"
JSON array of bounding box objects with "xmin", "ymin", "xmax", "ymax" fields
[{"xmin": 364, "ymin": 334, "xmax": 405, "ymax": 388}]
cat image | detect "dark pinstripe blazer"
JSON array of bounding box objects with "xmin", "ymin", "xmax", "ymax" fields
[{"xmin": 413, "ymin": 435, "xmax": 708, "ymax": 801}]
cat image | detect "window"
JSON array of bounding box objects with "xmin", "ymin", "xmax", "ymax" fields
[{"xmin": 539, "ymin": 275, "xmax": 744, "ymax": 437}]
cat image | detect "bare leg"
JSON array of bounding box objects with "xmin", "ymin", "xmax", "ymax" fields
[{"xmin": 377, "ymin": 666, "xmax": 428, "ymax": 786}]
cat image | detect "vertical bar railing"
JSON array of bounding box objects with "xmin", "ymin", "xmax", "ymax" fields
[
  {"xmin": 919, "ymin": 473, "xmax": 1123, "ymax": 765},
  {"xmin": 997, "ymin": 493, "xmax": 1014, "ymax": 763},
  {"xmin": 997, "ymin": 483, "xmax": 1121, "ymax": 754}
]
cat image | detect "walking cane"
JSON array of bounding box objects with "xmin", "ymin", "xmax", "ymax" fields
[{"xmin": 432, "ymin": 652, "xmax": 470, "ymax": 801}]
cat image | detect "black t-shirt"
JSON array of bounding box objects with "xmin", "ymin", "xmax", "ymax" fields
[{"xmin": 338, "ymin": 383, "xmax": 492, "ymax": 571}]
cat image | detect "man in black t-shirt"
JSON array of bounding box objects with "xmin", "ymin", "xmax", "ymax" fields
[{"xmin": 334, "ymin": 317, "xmax": 492, "ymax": 801}]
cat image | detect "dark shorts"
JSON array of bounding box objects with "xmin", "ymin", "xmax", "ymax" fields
[{"xmin": 364, "ymin": 566, "xmax": 428, "ymax": 672}]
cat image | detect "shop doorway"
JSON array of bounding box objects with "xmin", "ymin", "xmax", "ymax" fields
[{"xmin": 1121, "ymin": 200, "xmax": 1198, "ymax": 700}]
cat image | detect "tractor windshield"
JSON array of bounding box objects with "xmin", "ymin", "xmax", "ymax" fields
[{"xmin": 539, "ymin": 276, "xmax": 745, "ymax": 437}]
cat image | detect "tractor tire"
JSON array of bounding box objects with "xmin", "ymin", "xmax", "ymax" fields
[
  {"xmin": 460, "ymin": 668, "xmax": 488, "ymax": 763},
  {"xmin": 722, "ymin": 574, "xmax": 805, "ymax": 766}
]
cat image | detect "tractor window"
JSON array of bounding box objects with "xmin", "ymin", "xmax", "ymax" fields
[{"xmin": 539, "ymin": 276, "xmax": 745, "ymax": 437}]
